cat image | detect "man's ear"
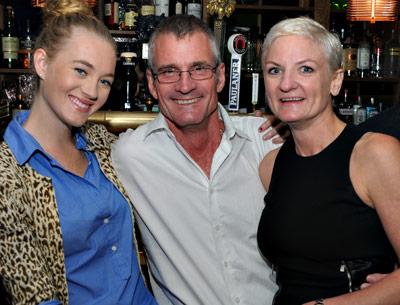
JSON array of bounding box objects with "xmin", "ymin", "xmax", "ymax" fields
[
  {"xmin": 33, "ymin": 48, "xmax": 48, "ymax": 80},
  {"xmin": 216, "ymin": 62, "xmax": 225, "ymax": 93},
  {"xmin": 146, "ymin": 69, "xmax": 159, "ymax": 100}
]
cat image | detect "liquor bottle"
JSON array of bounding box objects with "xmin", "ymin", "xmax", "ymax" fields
[
  {"xmin": 187, "ymin": 0, "xmax": 201, "ymax": 19},
  {"xmin": 120, "ymin": 52, "xmax": 139, "ymax": 111},
  {"xmin": 105, "ymin": 0, "xmax": 120, "ymax": 29},
  {"xmin": 370, "ymin": 30, "xmax": 385, "ymax": 78},
  {"xmin": 384, "ymin": 24, "xmax": 400, "ymax": 77},
  {"xmin": 337, "ymin": 88, "xmax": 353, "ymax": 123},
  {"xmin": 124, "ymin": 0, "xmax": 139, "ymax": 30},
  {"xmin": 12, "ymin": 78, "xmax": 28, "ymax": 117},
  {"xmin": 357, "ymin": 22, "xmax": 371, "ymax": 78},
  {"xmin": 155, "ymin": 0, "xmax": 169, "ymax": 16},
  {"xmin": 353, "ymin": 95, "xmax": 366, "ymax": 125},
  {"xmin": 366, "ymin": 97, "xmax": 379, "ymax": 119},
  {"xmin": 139, "ymin": 41, "xmax": 157, "ymax": 112},
  {"xmin": 329, "ymin": 18, "xmax": 339, "ymax": 38},
  {"xmin": 19, "ymin": 19, "xmax": 35, "ymax": 69},
  {"xmin": 2, "ymin": 5, "xmax": 19, "ymax": 69},
  {"xmin": 342, "ymin": 24, "xmax": 357, "ymax": 77},
  {"xmin": 174, "ymin": 0, "xmax": 185, "ymax": 15}
]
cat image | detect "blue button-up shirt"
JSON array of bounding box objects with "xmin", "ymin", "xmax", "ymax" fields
[{"xmin": 4, "ymin": 111, "xmax": 156, "ymax": 305}]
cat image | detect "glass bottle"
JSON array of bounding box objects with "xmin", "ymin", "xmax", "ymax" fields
[
  {"xmin": 19, "ymin": 19, "xmax": 35, "ymax": 69},
  {"xmin": 357, "ymin": 22, "xmax": 371, "ymax": 78},
  {"xmin": 342, "ymin": 24, "xmax": 357, "ymax": 77},
  {"xmin": 124, "ymin": 0, "xmax": 139, "ymax": 31},
  {"xmin": 105, "ymin": 0, "xmax": 120, "ymax": 29},
  {"xmin": 370, "ymin": 30, "xmax": 385, "ymax": 78},
  {"xmin": 366, "ymin": 97, "xmax": 379, "ymax": 119},
  {"xmin": 155, "ymin": 0, "xmax": 169, "ymax": 16},
  {"xmin": 384, "ymin": 23, "xmax": 400, "ymax": 77},
  {"xmin": 187, "ymin": 0, "xmax": 201, "ymax": 19},
  {"xmin": 120, "ymin": 52, "xmax": 139, "ymax": 111},
  {"xmin": 338, "ymin": 88, "xmax": 353, "ymax": 123},
  {"xmin": 353, "ymin": 95, "xmax": 366, "ymax": 125},
  {"xmin": 174, "ymin": 0, "xmax": 185, "ymax": 15},
  {"xmin": 2, "ymin": 5, "xmax": 19, "ymax": 69}
]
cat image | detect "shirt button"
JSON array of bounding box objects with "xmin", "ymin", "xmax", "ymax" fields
[
  {"xmin": 215, "ymin": 225, "xmax": 220, "ymax": 231},
  {"xmin": 111, "ymin": 245, "xmax": 117, "ymax": 252},
  {"xmin": 235, "ymin": 297, "xmax": 240, "ymax": 303},
  {"xmin": 224, "ymin": 261, "xmax": 228, "ymax": 268},
  {"xmin": 103, "ymin": 218, "xmax": 109, "ymax": 224}
]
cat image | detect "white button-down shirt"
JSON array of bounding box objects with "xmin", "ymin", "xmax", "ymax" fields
[{"xmin": 112, "ymin": 104, "xmax": 279, "ymax": 305}]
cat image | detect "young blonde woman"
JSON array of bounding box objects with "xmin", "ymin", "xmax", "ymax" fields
[{"xmin": 0, "ymin": 1, "xmax": 157, "ymax": 304}]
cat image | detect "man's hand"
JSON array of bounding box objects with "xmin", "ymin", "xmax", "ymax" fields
[
  {"xmin": 254, "ymin": 110, "xmax": 290, "ymax": 144},
  {"xmin": 360, "ymin": 273, "xmax": 388, "ymax": 289}
]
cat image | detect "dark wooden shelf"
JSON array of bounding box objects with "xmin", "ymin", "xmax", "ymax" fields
[
  {"xmin": 0, "ymin": 68, "xmax": 31, "ymax": 74},
  {"xmin": 235, "ymin": 4, "xmax": 313, "ymax": 12},
  {"xmin": 344, "ymin": 76, "xmax": 400, "ymax": 83},
  {"xmin": 109, "ymin": 30, "xmax": 136, "ymax": 36}
]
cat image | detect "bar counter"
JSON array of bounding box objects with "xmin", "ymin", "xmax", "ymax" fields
[
  {"xmin": 89, "ymin": 110, "xmax": 249, "ymax": 133},
  {"xmin": 89, "ymin": 111, "xmax": 157, "ymax": 133}
]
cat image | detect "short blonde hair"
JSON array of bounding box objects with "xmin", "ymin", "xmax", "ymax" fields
[{"xmin": 262, "ymin": 17, "xmax": 343, "ymax": 73}]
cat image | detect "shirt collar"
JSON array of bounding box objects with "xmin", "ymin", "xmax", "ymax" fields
[
  {"xmin": 142, "ymin": 103, "xmax": 250, "ymax": 140},
  {"xmin": 4, "ymin": 111, "xmax": 89, "ymax": 166}
]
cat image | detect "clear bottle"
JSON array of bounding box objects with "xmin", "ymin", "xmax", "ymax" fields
[
  {"xmin": 2, "ymin": 5, "xmax": 19, "ymax": 69},
  {"xmin": 384, "ymin": 23, "xmax": 400, "ymax": 77},
  {"xmin": 19, "ymin": 19, "xmax": 35, "ymax": 69},
  {"xmin": 155, "ymin": 0, "xmax": 169, "ymax": 16},
  {"xmin": 370, "ymin": 30, "xmax": 385, "ymax": 78},
  {"xmin": 353, "ymin": 95, "xmax": 366, "ymax": 125},
  {"xmin": 120, "ymin": 52, "xmax": 139, "ymax": 111},
  {"xmin": 357, "ymin": 22, "xmax": 370, "ymax": 78},
  {"xmin": 187, "ymin": 0, "xmax": 201, "ymax": 19}
]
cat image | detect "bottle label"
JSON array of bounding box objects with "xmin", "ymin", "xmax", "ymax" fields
[
  {"xmin": 339, "ymin": 108, "xmax": 353, "ymax": 116},
  {"xmin": 155, "ymin": 0, "xmax": 169, "ymax": 16},
  {"xmin": 187, "ymin": 3, "xmax": 201, "ymax": 19},
  {"xmin": 141, "ymin": 5, "xmax": 155, "ymax": 16},
  {"xmin": 2, "ymin": 37, "xmax": 19, "ymax": 53},
  {"xmin": 354, "ymin": 108, "xmax": 366, "ymax": 125},
  {"xmin": 3, "ymin": 51, "xmax": 18, "ymax": 60},
  {"xmin": 21, "ymin": 38, "xmax": 34, "ymax": 50},
  {"xmin": 125, "ymin": 10, "xmax": 138, "ymax": 27}
]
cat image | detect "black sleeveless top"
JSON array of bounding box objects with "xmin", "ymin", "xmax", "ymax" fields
[{"xmin": 257, "ymin": 125, "xmax": 396, "ymax": 305}]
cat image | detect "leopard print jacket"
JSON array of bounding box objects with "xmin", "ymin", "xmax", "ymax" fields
[{"xmin": 0, "ymin": 123, "xmax": 141, "ymax": 305}]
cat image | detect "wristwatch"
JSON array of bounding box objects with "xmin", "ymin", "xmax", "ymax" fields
[{"xmin": 314, "ymin": 299, "xmax": 324, "ymax": 305}]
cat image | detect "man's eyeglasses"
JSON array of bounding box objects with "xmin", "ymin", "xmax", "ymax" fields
[{"xmin": 152, "ymin": 65, "xmax": 218, "ymax": 84}]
